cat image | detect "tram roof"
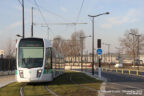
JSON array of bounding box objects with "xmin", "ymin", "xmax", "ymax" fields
[{"xmin": 16, "ymin": 37, "xmax": 52, "ymax": 48}]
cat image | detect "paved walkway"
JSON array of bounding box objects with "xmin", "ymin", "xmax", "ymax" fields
[{"xmin": 0, "ymin": 75, "xmax": 16, "ymax": 88}]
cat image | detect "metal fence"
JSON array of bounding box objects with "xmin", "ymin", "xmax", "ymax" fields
[{"xmin": 0, "ymin": 58, "xmax": 16, "ymax": 71}]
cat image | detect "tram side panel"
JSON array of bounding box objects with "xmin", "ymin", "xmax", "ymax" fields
[
  {"xmin": 52, "ymin": 49, "xmax": 65, "ymax": 78},
  {"xmin": 42, "ymin": 47, "xmax": 53, "ymax": 81}
]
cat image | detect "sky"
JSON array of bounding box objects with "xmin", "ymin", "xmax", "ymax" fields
[{"xmin": 0, "ymin": 0, "xmax": 144, "ymax": 54}]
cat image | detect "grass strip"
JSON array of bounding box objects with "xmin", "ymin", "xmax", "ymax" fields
[
  {"xmin": 0, "ymin": 71, "xmax": 102, "ymax": 96},
  {"xmin": 24, "ymin": 83, "xmax": 53, "ymax": 96},
  {"xmin": 48, "ymin": 71, "xmax": 102, "ymax": 96},
  {"xmin": 0, "ymin": 82, "xmax": 23, "ymax": 96}
]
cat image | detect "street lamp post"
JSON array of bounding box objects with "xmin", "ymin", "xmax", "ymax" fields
[
  {"xmin": 128, "ymin": 33, "xmax": 135, "ymax": 67},
  {"xmin": 88, "ymin": 12, "xmax": 110, "ymax": 75},
  {"xmin": 129, "ymin": 33, "xmax": 141, "ymax": 69},
  {"xmin": 80, "ymin": 35, "xmax": 91, "ymax": 71},
  {"xmin": 103, "ymin": 43, "xmax": 111, "ymax": 67},
  {"xmin": 137, "ymin": 35, "xmax": 141, "ymax": 70},
  {"xmin": 16, "ymin": 34, "xmax": 23, "ymax": 37}
]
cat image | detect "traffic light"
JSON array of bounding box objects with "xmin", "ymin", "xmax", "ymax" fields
[{"xmin": 97, "ymin": 39, "xmax": 101, "ymax": 48}]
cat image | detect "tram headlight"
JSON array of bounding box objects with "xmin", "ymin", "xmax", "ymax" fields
[
  {"xmin": 37, "ymin": 69, "xmax": 42, "ymax": 78},
  {"xmin": 19, "ymin": 70, "xmax": 24, "ymax": 78}
]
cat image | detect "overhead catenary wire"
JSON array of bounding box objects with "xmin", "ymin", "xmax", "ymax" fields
[
  {"xmin": 75, "ymin": 0, "xmax": 85, "ymax": 31},
  {"xmin": 33, "ymin": 0, "xmax": 49, "ymax": 27},
  {"xmin": 32, "ymin": 0, "xmax": 67, "ymax": 22},
  {"xmin": 33, "ymin": 0, "xmax": 56, "ymax": 37},
  {"xmin": 17, "ymin": 0, "xmax": 22, "ymax": 5},
  {"xmin": 76, "ymin": 0, "xmax": 85, "ymax": 22}
]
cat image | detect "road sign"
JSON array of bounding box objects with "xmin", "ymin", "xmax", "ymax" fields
[{"xmin": 97, "ymin": 49, "xmax": 102, "ymax": 55}]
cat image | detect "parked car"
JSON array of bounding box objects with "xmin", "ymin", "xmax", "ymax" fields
[{"xmin": 114, "ymin": 63, "xmax": 123, "ymax": 68}]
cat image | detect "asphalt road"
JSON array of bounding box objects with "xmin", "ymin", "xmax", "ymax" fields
[
  {"xmin": 95, "ymin": 70, "xmax": 144, "ymax": 96},
  {"xmin": 73, "ymin": 69, "xmax": 144, "ymax": 96}
]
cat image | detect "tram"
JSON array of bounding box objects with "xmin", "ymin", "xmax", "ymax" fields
[{"xmin": 16, "ymin": 38, "xmax": 65, "ymax": 82}]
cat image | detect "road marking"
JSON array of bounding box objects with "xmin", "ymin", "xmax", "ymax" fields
[{"xmin": 110, "ymin": 82, "xmax": 144, "ymax": 90}]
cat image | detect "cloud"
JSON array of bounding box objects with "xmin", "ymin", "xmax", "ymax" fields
[
  {"xmin": 101, "ymin": 9, "xmax": 139, "ymax": 29},
  {"xmin": 60, "ymin": 7, "xmax": 67, "ymax": 12},
  {"xmin": 8, "ymin": 21, "xmax": 22, "ymax": 30},
  {"xmin": 7, "ymin": 20, "xmax": 29, "ymax": 30}
]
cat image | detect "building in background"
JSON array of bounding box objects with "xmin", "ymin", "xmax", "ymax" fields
[{"xmin": 0, "ymin": 50, "xmax": 4, "ymax": 58}]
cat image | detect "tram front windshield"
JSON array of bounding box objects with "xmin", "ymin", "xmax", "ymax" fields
[{"xmin": 18, "ymin": 39, "xmax": 44, "ymax": 68}]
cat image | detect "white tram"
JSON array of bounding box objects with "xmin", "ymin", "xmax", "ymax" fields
[{"xmin": 16, "ymin": 38, "xmax": 65, "ymax": 82}]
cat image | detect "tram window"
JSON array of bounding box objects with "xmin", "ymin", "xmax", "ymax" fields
[
  {"xmin": 45, "ymin": 48, "xmax": 52, "ymax": 69},
  {"xmin": 18, "ymin": 47, "xmax": 43, "ymax": 68},
  {"xmin": 18, "ymin": 39, "xmax": 44, "ymax": 68}
]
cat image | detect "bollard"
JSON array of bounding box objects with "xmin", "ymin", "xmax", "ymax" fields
[
  {"xmin": 116, "ymin": 69, "xmax": 118, "ymax": 72},
  {"xmin": 122, "ymin": 69, "xmax": 124, "ymax": 74},
  {"xmin": 128, "ymin": 70, "xmax": 131, "ymax": 75},
  {"xmin": 136, "ymin": 70, "xmax": 139, "ymax": 76}
]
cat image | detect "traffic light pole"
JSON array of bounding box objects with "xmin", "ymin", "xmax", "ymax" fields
[
  {"xmin": 97, "ymin": 39, "xmax": 102, "ymax": 79},
  {"xmin": 98, "ymin": 56, "xmax": 101, "ymax": 79}
]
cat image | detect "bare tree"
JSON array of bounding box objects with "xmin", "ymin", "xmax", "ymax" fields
[
  {"xmin": 52, "ymin": 30, "xmax": 86, "ymax": 65},
  {"xmin": 5, "ymin": 39, "xmax": 16, "ymax": 58},
  {"xmin": 53, "ymin": 36, "xmax": 70, "ymax": 56},
  {"xmin": 4, "ymin": 38, "xmax": 16, "ymax": 73},
  {"xmin": 70, "ymin": 30, "xmax": 85, "ymax": 56},
  {"xmin": 52, "ymin": 30, "xmax": 85, "ymax": 57},
  {"xmin": 120, "ymin": 29, "xmax": 144, "ymax": 66}
]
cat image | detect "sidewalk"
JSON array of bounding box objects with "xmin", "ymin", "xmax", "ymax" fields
[{"xmin": 0, "ymin": 75, "xmax": 16, "ymax": 88}]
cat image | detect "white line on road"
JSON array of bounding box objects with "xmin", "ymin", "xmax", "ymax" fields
[{"xmin": 110, "ymin": 82, "xmax": 144, "ymax": 90}]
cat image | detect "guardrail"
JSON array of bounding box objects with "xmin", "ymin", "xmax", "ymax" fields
[{"xmin": 100, "ymin": 68, "xmax": 144, "ymax": 77}]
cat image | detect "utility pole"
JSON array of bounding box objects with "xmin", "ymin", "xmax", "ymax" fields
[
  {"xmin": 80, "ymin": 35, "xmax": 91, "ymax": 71},
  {"xmin": 31, "ymin": 7, "xmax": 33, "ymax": 37},
  {"xmin": 136, "ymin": 35, "xmax": 141, "ymax": 70},
  {"xmin": 47, "ymin": 28, "xmax": 49, "ymax": 40},
  {"xmin": 22, "ymin": 0, "xmax": 25, "ymax": 38},
  {"xmin": 103, "ymin": 43, "xmax": 111, "ymax": 68},
  {"xmin": 129, "ymin": 33, "xmax": 137, "ymax": 66},
  {"xmin": 136, "ymin": 35, "xmax": 141, "ymax": 58},
  {"xmin": 80, "ymin": 36, "xmax": 84, "ymax": 71}
]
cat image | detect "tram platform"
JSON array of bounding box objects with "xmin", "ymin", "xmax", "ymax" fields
[{"xmin": 0, "ymin": 75, "xmax": 16, "ymax": 88}]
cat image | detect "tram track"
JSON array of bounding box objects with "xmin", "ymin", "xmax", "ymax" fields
[
  {"xmin": 20, "ymin": 83, "xmax": 27, "ymax": 96},
  {"xmin": 44, "ymin": 85, "xmax": 59, "ymax": 96}
]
